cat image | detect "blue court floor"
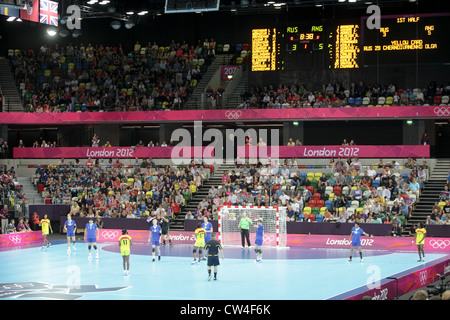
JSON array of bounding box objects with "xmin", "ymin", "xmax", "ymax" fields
[{"xmin": 0, "ymin": 240, "xmax": 448, "ymax": 300}]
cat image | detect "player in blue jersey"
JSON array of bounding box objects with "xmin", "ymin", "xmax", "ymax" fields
[
  {"xmin": 201, "ymin": 216, "xmax": 213, "ymax": 261},
  {"xmin": 63, "ymin": 214, "xmax": 77, "ymax": 253},
  {"xmin": 84, "ymin": 218, "xmax": 99, "ymax": 260},
  {"xmin": 148, "ymin": 218, "xmax": 162, "ymax": 262},
  {"xmin": 348, "ymin": 222, "xmax": 372, "ymax": 263},
  {"xmin": 254, "ymin": 219, "xmax": 264, "ymax": 263}
]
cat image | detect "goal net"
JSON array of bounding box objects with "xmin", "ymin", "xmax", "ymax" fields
[{"xmin": 217, "ymin": 206, "xmax": 287, "ymax": 247}]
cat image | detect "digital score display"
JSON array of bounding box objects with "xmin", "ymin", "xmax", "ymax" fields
[
  {"xmin": 251, "ymin": 28, "xmax": 281, "ymax": 71},
  {"xmin": 286, "ymin": 25, "xmax": 324, "ymax": 52},
  {"xmin": 361, "ymin": 14, "xmax": 450, "ymax": 65},
  {"xmin": 332, "ymin": 24, "xmax": 360, "ymax": 69},
  {"xmin": 251, "ymin": 13, "xmax": 450, "ymax": 72}
]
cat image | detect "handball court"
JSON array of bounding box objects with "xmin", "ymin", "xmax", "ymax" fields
[{"xmin": 0, "ymin": 235, "xmax": 449, "ymax": 300}]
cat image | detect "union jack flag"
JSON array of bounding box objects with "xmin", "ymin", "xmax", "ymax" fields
[{"xmin": 39, "ymin": 0, "xmax": 58, "ymax": 26}]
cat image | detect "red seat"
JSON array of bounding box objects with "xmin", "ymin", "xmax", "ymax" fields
[
  {"xmin": 308, "ymin": 214, "xmax": 315, "ymax": 222},
  {"xmin": 37, "ymin": 184, "xmax": 45, "ymax": 192},
  {"xmin": 308, "ymin": 200, "xmax": 316, "ymax": 208},
  {"xmin": 333, "ymin": 186, "xmax": 342, "ymax": 195},
  {"xmin": 316, "ymin": 200, "xmax": 325, "ymax": 208},
  {"xmin": 45, "ymin": 198, "xmax": 51, "ymax": 204},
  {"xmin": 313, "ymin": 193, "xmax": 321, "ymax": 201},
  {"xmin": 306, "ymin": 186, "xmax": 314, "ymax": 194}
]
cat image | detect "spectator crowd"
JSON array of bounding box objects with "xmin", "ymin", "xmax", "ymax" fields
[
  {"xmin": 238, "ymin": 80, "xmax": 450, "ymax": 109},
  {"xmin": 10, "ymin": 40, "xmax": 217, "ymax": 113}
]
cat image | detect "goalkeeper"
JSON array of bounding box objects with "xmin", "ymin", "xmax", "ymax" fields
[{"xmin": 238, "ymin": 212, "xmax": 253, "ymax": 249}]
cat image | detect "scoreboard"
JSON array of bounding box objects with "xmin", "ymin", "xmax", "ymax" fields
[
  {"xmin": 251, "ymin": 12, "xmax": 450, "ymax": 71},
  {"xmin": 361, "ymin": 13, "xmax": 449, "ymax": 65}
]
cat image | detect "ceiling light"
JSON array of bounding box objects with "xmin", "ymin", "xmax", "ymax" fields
[
  {"xmin": 6, "ymin": 16, "xmax": 16, "ymax": 22},
  {"xmin": 72, "ymin": 29, "xmax": 82, "ymax": 38},
  {"xmin": 124, "ymin": 20, "xmax": 135, "ymax": 29},
  {"xmin": 137, "ymin": 11, "xmax": 148, "ymax": 15},
  {"xmin": 126, "ymin": 11, "xmax": 134, "ymax": 15},
  {"xmin": 110, "ymin": 20, "xmax": 121, "ymax": 30},
  {"xmin": 47, "ymin": 28, "xmax": 57, "ymax": 36},
  {"xmin": 59, "ymin": 29, "xmax": 70, "ymax": 37}
]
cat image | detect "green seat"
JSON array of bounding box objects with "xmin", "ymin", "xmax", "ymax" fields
[
  {"xmin": 309, "ymin": 179, "xmax": 319, "ymax": 189},
  {"xmin": 311, "ymin": 207, "xmax": 320, "ymax": 216}
]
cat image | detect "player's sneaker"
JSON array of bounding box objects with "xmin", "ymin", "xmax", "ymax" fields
[
  {"xmin": 208, "ymin": 275, "xmax": 212, "ymax": 281},
  {"xmin": 72, "ymin": 246, "xmax": 76, "ymax": 252},
  {"xmin": 152, "ymin": 258, "xmax": 155, "ymax": 262},
  {"xmin": 214, "ymin": 277, "xmax": 217, "ymax": 281},
  {"xmin": 360, "ymin": 259, "xmax": 364, "ymax": 263},
  {"xmin": 158, "ymin": 255, "xmax": 161, "ymax": 261},
  {"xmin": 96, "ymin": 252, "xmax": 99, "ymax": 259},
  {"xmin": 201, "ymin": 257, "xmax": 207, "ymax": 261},
  {"xmin": 191, "ymin": 260, "xmax": 197, "ymax": 265},
  {"xmin": 66, "ymin": 248, "xmax": 71, "ymax": 254},
  {"xmin": 88, "ymin": 254, "xmax": 92, "ymax": 260},
  {"xmin": 348, "ymin": 258, "xmax": 352, "ymax": 262}
]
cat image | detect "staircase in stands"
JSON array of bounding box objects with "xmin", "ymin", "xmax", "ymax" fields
[
  {"xmin": 184, "ymin": 54, "xmax": 233, "ymax": 110},
  {"xmin": 403, "ymin": 159, "xmax": 450, "ymax": 235},
  {"xmin": 0, "ymin": 57, "xmax": 23, "ymax": 112},
  {"xmin": 171, "ymin": 163, "xmax": 235, "ymax": 230},
  {"xmin": 17, "ymin": 176, "xmax": 45, "ymax": 205}
]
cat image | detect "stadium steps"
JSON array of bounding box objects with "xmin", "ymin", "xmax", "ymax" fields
[
  {"xmin": 171, "ymin": 163, "xmax": 232, "ymax": 230},
  {"xmin": 17, "ymin": 177, "xmax": 45, "ymax": 205},
  {"xmin": 222, "ymin": 68, "xmax": 249, "ymax": 108},
  {"xmin": 184, "ymin": 54, "xmax": 233, "ymax": 109},
  {"xmin": 0, "ymin": 57, "xmax": 23, "ymax": 112},
  {"xmin": 402, "ymin": 159, "xmax": 450, "ymax": 234}
]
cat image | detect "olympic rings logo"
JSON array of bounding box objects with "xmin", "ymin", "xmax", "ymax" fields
[
  {"xmin": 225, "ymin": 110, "xmax": 243, "ymax": 120},
  {"xmin": 9, "ymin": 235, "xmax": 22, "ymax": 244},
  {"xmin": 434, "ymin": 107, "xmax": 450, "ymax": 117},
  {"xmin": 101, "ymin": 231, "xmax": 119, "ymax": 240},
  {"xmin": 263, "ymin": 234, "xmax": 276, "ymax": 243},
  {"xmin": 429, "ymin": 239, "xmax": 450, "ymax": 249},
  {"xmin": 419, "ymin": 270, "xmax": 428, "ymax": 286}
]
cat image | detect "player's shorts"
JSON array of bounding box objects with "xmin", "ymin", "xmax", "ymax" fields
[
  {"xmin": 352, "ymin": 240, "xmax": 361, "ymax": 247},
  {"xmin": 66, "ymin": 231, "xmax": 75, "ymax": 238},
  {"xmin": 151, "ymin": 240, "xmax": 160, "ymax": 246},
  {"xmin": 204, "ymin": 236, "xmax": 211, "ymax": 243},
  {"xmin": 161, "ymin": 228, "xmax": 169, "ymax": 235},
  {"xmin": 87, "ymin": 237, "xmax": 97, "ymax": 243},
  {"xmin": 121, "ymin": 249, "xmax": 130, "ymax": 256},
  {"xmin": 194, "ymin": 240, "xmax": 205, "ymax": 248},
  {"xmin": 42, "ymin": 231, "xmax": 49, "ymax": 236},
  {"xmin": 207, "ymin": 255, "xmax": 220, "ymax": 267},
  {"xmin": 254, "ymin": 238, "xmax": 263, "ymax": 246}
]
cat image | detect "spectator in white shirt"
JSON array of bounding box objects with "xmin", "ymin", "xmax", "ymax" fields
[{"xmin": 367, "ymin": 165, "xmax": 377, "ymax": 178}]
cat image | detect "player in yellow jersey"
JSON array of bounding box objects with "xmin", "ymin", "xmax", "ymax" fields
[
  {"xmin": 413, "ymin": 222, "xmax": 426, "ymax": 262},
  {"xmin": 118, "ymin": 229, "xmax": 132, "ymax": 276},
  {"xmin": 192, "ymin": 223, "xmax": 206, "ymax": 265},
  {"xmin": 39, "ymin": 214, "xmax": 53, "ymax": 250}
]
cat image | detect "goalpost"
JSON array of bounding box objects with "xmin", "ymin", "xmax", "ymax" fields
[{"xmin": 217, "ymin": 206, "xmax": 287, "ymax": 248}]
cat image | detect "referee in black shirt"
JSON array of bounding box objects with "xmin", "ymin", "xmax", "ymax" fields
[{"xmin": 204, "ymin": 233, "xmax": 224, "ymax": 281}]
